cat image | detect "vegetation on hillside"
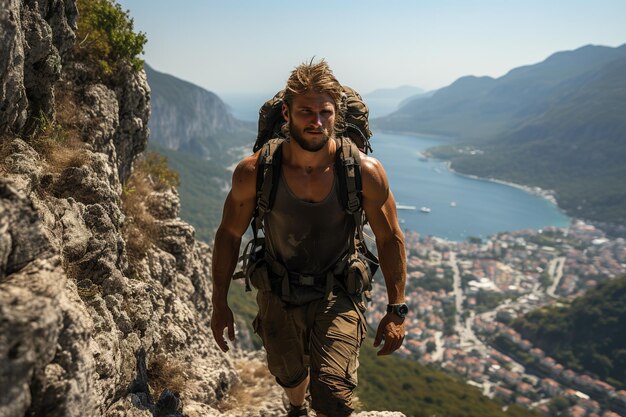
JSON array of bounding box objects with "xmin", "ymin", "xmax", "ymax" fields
[
  {"xmin": 148, "ymin": 144, "xmax": 234, "ymax": 243},
  {"xmin": 429, "ymin": 131, "xmax": 626, "ymax": 226},
  {"xmin": 75, "ymin": 0, "xmax": 147, "ymax": 76},
  {"xmin": 357, "ymin": 335, "xmax": 539, "ymax": 417},
  {"xmin": 512, "ymin": 276, "xmax": 626, "ymax": 388}
]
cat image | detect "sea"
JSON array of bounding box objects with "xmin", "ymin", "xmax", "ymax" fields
[
  {"xmin": 222, "ymin": 95, "xmax": 571, "ymax": 242},
  {"xmin": 372, "ymin": 131, "xmax": 570, "ymax": 241}
]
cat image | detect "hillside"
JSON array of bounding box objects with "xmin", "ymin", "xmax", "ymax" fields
[
  {"xmin": 145, "ymin": 64, "xmax": 254, "ymax": 162},
  {"xmin": 357, "ymin": 339, "xmax": 541, "ymax": 417},
  {"xmin": 148, "ymin": 144, "xmax": 231, "ymax": 242},
  {"xmin": 512, "ymin": 276, "xmax": 626, "ymax": 389},
  {"xmin": 376, "ymin": 44, "xmax": 626, "ymax": 227}
]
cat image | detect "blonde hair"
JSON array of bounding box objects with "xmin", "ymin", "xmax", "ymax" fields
[{"xmin": 283, "ymin": 59, "xmax": 344, "ymax": 125}]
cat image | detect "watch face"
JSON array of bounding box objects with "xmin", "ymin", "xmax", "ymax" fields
[{"xmin": 397, "ymin": 304, "xmax": 409, "ymax": 317}]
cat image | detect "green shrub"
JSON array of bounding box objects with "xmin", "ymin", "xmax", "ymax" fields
[{"xmin": 76, "ymin": 0, "xmax": 147, "ymax": 75}]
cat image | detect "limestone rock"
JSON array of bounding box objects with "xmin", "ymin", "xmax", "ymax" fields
[
  {"xmin": 0, "ymin": 0, "xmax": 76, "ymax": 136},
  {"xmin": 146, "ymin": 188, "xmax": 181, "ymax": 220},
  {"xmin": 0, "ymin": 182, "xmax": 52, "ymax": 278},
  {"xmin": 0, "ymin": 0, "xmax": 28, "ymax": 133},
  {"xmin": 114, "ymin": 64, "xmax": 150, "ymax": 183},
  {"xmin": 0, "ymin": 183, "xmax": 99, "ymax": 417}
]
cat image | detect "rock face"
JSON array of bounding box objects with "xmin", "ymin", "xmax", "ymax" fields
[
  {"xmin": 0, "ymin": 0, "xmax": 77, "ymax": 134},
  {"xmin": 0, "ymin": 2, "xmax": 404, "ymax": 417},
  {"xmin": 0, "ymin": 1, "xmax": 238, "ymax": 416}
]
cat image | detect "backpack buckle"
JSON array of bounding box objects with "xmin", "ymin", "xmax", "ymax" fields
[
  {"xmin": 343, "ymin": 157, "xmax": 356, "ymax": 167},
  {"xmin": 347, "ymin": 196, "xmax": 360, "ymax": 214}
]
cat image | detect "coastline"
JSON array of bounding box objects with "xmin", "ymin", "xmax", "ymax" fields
[
  {"xmin": 443, "ymin": 160, "xmax": 560, "ymax": 207},
  {"xmin": 376, "ymin": 128, "xmax": 560, "ymax": 207},
  {"xmin": 371, "ymin": 128, "xmax": 456, "ymax": 142}
]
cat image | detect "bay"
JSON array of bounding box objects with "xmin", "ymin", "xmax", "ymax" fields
[{"xmin": 372, "ymin": 131, "xmax": 570, "ymax": 241}]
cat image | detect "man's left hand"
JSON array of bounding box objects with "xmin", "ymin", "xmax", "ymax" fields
[{"xmin": 373, "ymin": 313, "xmax": 405, "ymax": 356}]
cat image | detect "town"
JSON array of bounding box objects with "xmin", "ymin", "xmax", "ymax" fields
[{"xmin": 366, "ymin": 220, "xmax": 626, "ymax": 417}]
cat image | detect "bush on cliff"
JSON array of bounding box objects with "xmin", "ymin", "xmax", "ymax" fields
[{"xmin": 76, "ymin": 0, "xmax": 147, "ymax": 75}]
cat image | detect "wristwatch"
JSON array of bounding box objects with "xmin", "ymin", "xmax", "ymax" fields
[{"xmin": 387, "ymin": 303, "xmax": 409, "ymax": 318}]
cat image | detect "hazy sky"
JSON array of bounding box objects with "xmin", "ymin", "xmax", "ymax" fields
[{"xmin": 117, "ymin": 0, "xmax": 626, "ymax": 96}]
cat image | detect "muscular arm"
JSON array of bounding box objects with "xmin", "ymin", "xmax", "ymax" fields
[
  {"xmin": 210, "ymin": 154, "xmax": 257, "ymax": 351},
  {"xmin": 361, "ymin": 155, "xmax": 407, "ymax": 355}
]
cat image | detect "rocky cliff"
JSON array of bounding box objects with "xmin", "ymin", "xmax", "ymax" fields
[
  {"xmin": 0, "ymin": 2, "xmax": 403, "ymax": 416},
  {"xmin": 144, "ymin": 64, "xmax": 254, "ymax": 161},
  {"xmin": 0, "ymin": 1, "xmax": 242, "ymax": 416}
]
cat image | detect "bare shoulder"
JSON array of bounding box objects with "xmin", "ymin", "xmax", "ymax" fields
[
  {"xmin": 231, "ymin": 152, "xmax": 260, "ymax": 201},
  {"xmin": 360, "ymin": 152, "xmax": 390, "ymax": 203}
]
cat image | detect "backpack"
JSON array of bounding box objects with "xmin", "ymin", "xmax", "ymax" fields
[{"xmin": 234, "ymin": 87, "xmax": 378, "ymax": 304}]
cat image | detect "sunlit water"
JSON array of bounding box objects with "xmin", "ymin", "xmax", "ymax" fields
[{"xmin": 372, "ymin": 132, "xmax": 570, "ymax": 241}]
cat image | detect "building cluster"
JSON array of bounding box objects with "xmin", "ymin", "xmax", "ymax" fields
[
  {"xmin": 365, "ymin": 220, "xmax": 626, "ymax": 417},
  {"xmin": 558, "ymin": 224, "xmax": 626, "ymax": 297}
]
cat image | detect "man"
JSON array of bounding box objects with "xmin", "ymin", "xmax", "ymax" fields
[{"xmin": 211, "ymin": 60, "xmax": 407, "ymax": 417}]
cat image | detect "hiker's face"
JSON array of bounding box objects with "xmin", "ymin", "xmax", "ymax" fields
[{"xmin": 283, "ymin": 92, "xmax": 336, "ymax": 152}]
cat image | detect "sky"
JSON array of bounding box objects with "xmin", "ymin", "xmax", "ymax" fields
[{"xmin": 117, "ymin": 0, "xmax": 626, "ymax": 96}]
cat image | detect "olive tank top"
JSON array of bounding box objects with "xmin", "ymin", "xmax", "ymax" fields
[{"xmin": 264, "ymin": 171, "xmax": 352, "ymax": 276}]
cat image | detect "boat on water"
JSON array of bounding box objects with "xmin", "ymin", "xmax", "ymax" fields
[
  {"xmin": 396, "ymin": 204, "xmax": 417, "ymax": 210},
  {"xmin": 420, "ymin": 207, "xmax": 432, "ymax": 213},
  {"xmin": 450, "ymin": 201, "xmax": 457, "ymax": 207}
]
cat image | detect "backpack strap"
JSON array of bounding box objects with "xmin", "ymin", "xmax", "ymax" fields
[
  {"xmin": 335, "ymin": 137, "xmax": 362, "ymax": 215},
  {"xmin": 252, "ymin": 138, "xmax": 284, "ymax": 240},
  {"xmin": 335, "ymin": 137, "xmax": 368, "ymax": 254}
]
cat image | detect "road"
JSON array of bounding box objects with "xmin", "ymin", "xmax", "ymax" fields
[
  {"xmin": 547, "ymin": 256, "xmax": 566, "ymax": 297},
  {"xmin": 449, "ymin": 253, "xmax": 489, "ymax": 352},
  {"xmin": 449, "ymin": 252, "xmax": 465, "ymax": 333}
]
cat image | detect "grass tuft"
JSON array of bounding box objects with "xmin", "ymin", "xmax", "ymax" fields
[
  {"xmin": 121, "ymin": 151, "xmax": 179, "ymax": 267},
  {"xmin": 147, "ymin": 354, "xmax": 188, "ymax": 399}
]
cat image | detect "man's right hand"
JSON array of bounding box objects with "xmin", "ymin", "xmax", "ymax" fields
[{"xmin": 210, "ymin": 302, "xmax": 235, "ymax": 352}]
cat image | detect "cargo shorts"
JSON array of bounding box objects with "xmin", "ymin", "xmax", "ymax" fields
[{"xmin": 253, "ymin": 287, "xmax": 367, "ymax": 416}]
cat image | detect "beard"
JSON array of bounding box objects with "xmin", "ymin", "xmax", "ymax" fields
[{"xmin": 288, "ymin": 122, "xmax": 334, "ymax": 153}]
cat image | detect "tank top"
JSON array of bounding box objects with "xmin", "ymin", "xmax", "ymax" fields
[{"xmin": 264, "ymin": 170, "xmax": 352, "ymax": 276}]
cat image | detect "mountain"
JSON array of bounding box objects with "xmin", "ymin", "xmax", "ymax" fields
[
  {"xmin": 145, "ymin": 64, "xmax": 254, "ymax": 161},
  {"xmin": 376, "ymin": 44, "xmax": 626, "ymax": 226},
  {"xmin": 512, "ymin": 276, "xmax": 626, "ymax": 389},
  {"xmin": 376, "ymin": 44, "xmax": 626, "ymax": 139},
  {"xmin": 445, "ymin": 55, "xmax": 626, "ymax": 223},
  {"xmin": 365, "ymin": 85, "xmax": 425, "ymax": 100},
  {"xmin": 398, "ymin": 89, "xmax": 437, "ymax": 108},
  {"xmin": 364, "ymin": 85, "xmax": 426, "ymax": 118},
  {"xmin": 0, "ymin": 1, "xmax": 248, "ymax": 415}
]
